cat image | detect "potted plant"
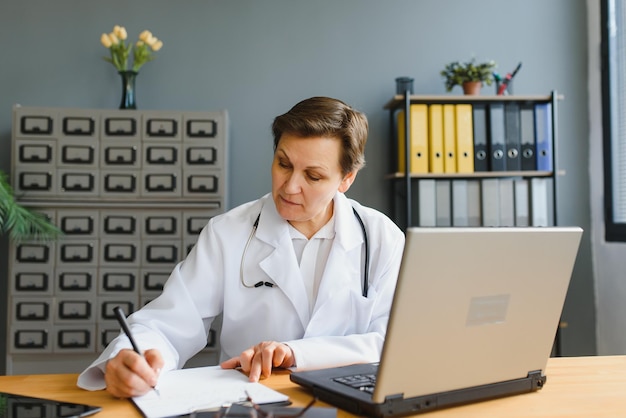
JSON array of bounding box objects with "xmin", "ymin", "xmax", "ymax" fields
[
  {"xmin": 0, "ymin": 170, "xmax": 61, "ymax": 242},
  {"xmin": 440, "ymin": 58, "xmax": 497, "ymax": 95}
]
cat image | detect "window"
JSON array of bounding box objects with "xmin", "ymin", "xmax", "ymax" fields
[{"xmin": 602, "ymin": 0, "xmax": 626, "ymax": 241}]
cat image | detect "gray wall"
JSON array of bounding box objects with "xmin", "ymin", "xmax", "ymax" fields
[{"xmin": 0, "ymin": 0, "xmax": 595, "ymax": 374}]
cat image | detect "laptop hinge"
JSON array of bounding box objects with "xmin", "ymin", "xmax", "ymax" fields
[{"xmin": 527, "ymin": 370, "xmax": 547, "ymax": 389}]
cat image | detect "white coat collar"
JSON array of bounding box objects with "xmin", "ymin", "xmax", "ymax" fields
[
  {"xmin": 253, "ymin": 193, "xmax": 365, "ymax": 328},
  {"xmin": 254, "ymin": 193, "xmax": 363, "ymax": 251}
]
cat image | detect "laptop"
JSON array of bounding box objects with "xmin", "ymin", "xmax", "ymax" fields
[{"xmin": 290, "ymin": 226, "xmax": 583, "ymax": 417}]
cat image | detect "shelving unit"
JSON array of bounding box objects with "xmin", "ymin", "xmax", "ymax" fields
[
  {"xmin": 384, "ymin": 91, "xmax": 562, "ymax": 231},
  {"xmin": 6, "ymin": 105, "xmax": 228, "ymax": 374}
]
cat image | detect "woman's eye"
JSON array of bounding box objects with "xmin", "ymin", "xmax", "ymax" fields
[
  {"xmin": 307, "ymin": 173, "xmax": 321, "ymax": 181},
  {"xmin": 278, "ymin": 160, "xmax": 290, "ymax": 169}
]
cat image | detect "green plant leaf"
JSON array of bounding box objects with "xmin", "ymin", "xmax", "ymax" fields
[{"xmin": 0, "ymin": 171, "xmax": 62, "ymax": 243}]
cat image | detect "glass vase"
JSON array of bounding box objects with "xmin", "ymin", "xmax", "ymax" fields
[{"xmin": 118, "ymin": 70, "xmax": 138, "ymax": 110}]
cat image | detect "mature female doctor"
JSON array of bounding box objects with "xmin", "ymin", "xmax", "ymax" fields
[{"xmin": 77, "ymin": 96, "xmax": 405, "ymax": 398}]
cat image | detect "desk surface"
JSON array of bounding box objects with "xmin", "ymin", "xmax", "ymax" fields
[{"xmin": 1, "ymin": 355, "xmax": 625, "ymax": 417}]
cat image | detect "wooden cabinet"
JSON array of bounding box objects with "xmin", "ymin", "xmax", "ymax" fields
[{"xmin": 6, "ymin": 106, "xmax": 228, "ymax": 374}]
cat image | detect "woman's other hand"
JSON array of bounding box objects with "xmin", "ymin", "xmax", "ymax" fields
[{"xmin": 220, "ymin": 341, "xmax": 295, "ymax": 382}]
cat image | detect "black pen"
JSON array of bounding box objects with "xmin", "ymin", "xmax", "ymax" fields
[{"xmin": 113, "ymin": 306, "xmax": 161, "ymax": 397}]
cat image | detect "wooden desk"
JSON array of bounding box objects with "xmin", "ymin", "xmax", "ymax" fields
[{"xmin": 0, "ymin": 355, "xmax": 625, "ymax": 417}]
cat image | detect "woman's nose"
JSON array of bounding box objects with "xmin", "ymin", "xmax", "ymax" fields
[{"xmin": 283, "ymin": 173, "xmax": 302, "ymax": 193}]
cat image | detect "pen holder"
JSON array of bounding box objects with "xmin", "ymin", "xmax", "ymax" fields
[
  {"xmin": 495, "ymin": 79, "xmax": 513, "ymax": 95},
  {"xmin": 395, "ymin": 77, "xmax": 414, "ymax": 95}
]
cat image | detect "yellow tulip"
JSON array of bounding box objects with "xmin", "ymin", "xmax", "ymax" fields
[
  {"xmin": 108, "ymin": 32, "xmax": 119, "ymax": 45},
  {"xmin": 139, "ymin": 30, "xmax": 152, "ymax": 43},
  {"xmin": 100, "ymin": 26, "xmax": 163, "ymax": 72},
  {"xmin": 151, "ymin": 40, "xmax": 163, "ymax": 52},
  {"xmin": 100, "ymin": 33, "xmax": 112, "ymax": 48},
  {"xmin": 116, "ymin": 26, "xmax": 128, "ymax": 40}
]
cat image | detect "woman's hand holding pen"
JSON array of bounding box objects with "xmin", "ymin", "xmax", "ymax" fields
[
  {"xmin": 221, "ymin": 341, "xmax": 295, "ymax": 382},
  {"xmin": 104, "ymin": 349, "xmax": 164, "ymax": 398}
]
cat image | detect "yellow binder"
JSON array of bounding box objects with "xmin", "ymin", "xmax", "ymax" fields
[
  {"xmin": 397, "ymin": 104, "xmax": 429, "ymax": 173},
  {"xmin": 455, "ymin": 104, "xmax": 475, "ymax": 173},
  {"xmin": 442, "ymin": 104, "xmax": 457, "ymax": 173},
  {"xmin": 428, "ymin": 104, "xmax": 445, "ymax": 173}
]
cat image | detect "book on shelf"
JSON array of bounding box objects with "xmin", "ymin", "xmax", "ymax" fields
[
  {"xmin": 472, "ymin": 104, "xmax": 489, "ymax": 172},
  {"xmin": 520, "ymin": 103, "xmax": 537, "ymax": 171},
  {"xmin": 530, "ymin": 177, "xmax": 555, "ymax": 226},
  {"xmin": 428, "ymin": 104, "xmax": 445, "ymax": 173},
  {"xmin": 397, "ymin": 104, "xmax": 429, "ymax": 174},
  {"xmin": 442, "ymin": 104, "xmax": 457, "ymax": 173},
  {"xmin": 435, "ymin": 179, "xmax": 452, "ymax": 226},
  {"xmin": 488, "ymin": 103, "xmax": 507, "ymax": 171},
  {"xmin": 418, "ymin": 179, "xmax": 437, "ymax": 227},
  {"xmin": 504, "ymin": 102, "xmax": 522, "ymax": 171},
  {"xmin": 535, "ymin": 103, "xmax": 554, "ymax": 172},
  {"xmin": 455, "ymin": 104, "xmax": 474, "ymax": 173},
  {"xmin": 452, "ymin": 179, "xmax": 469, "ymax": 226},
  {"xmin": 481, "ymin": 178, "xmax": 500, "ymax": 227},
  {"xmin": 514, "ymin": 178, "xmax": 530, "ymax": 226},
  {"xmin": 498, "ymin": 178, "xmax": 515, "ymax": 227},
  {"xmin": 467, "ymin": 179, "xmax": 482, "ymax": 226}
]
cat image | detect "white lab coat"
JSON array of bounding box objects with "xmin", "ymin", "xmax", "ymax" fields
[{"xmin": 78, "ymin": 192, "xmax": 404, "ymax": 390}]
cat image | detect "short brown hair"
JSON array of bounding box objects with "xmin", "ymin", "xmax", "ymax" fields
[{"xmin": 272, "ymin": 97, "xmax": 368, "ymax": 175}]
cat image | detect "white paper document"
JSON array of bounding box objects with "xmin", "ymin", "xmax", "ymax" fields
[{"xmin": 132, "ymin": 366, "xmax": 290, "ymax": 418}]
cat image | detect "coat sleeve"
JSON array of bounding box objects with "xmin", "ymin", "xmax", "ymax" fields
[{"xmin": 77, "ymin": 218, "xmax": 227, "ymax": 390}]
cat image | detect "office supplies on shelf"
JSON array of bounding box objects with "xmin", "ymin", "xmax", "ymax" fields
[
  {"xmin": 535, "ymin": 102, "xmax": 554, "ymax": 171},
  {"xmin": 514, "ymin": 178, "xmax": 530, "ymax": 226},
  {"xmin": 383, "ymin": 91, "xmax": 560, "ymax": 233},
  {"xmin": 417, "ymin": 179, "xmax": 437, "ymax": 226},
  {"xmin": 488, "ymin": 103, "xmax": 507, "ymax": 171},
  {"xmin": 472, "ymin": 103, "xmax": 489, "ymax": 172},
  {"xmin": 481, "ymin": 178, "xmax": 500, "ymax": 226},
  {"xmin": 520, "ymin": 103, "xmax": 537, "ymax": 170},
  {"xmin": 504, "ymin": 102, "xmax": 522, "ymax": 171},
  {"xmin": 498, "ymin": 178, "xmax": 515, "ymax": 226},
  {"xmin": 291, "ymin": 226, "xmax": 583, "ymax": 418},
  {"xmin": 467, "ymin": 179, "xmax": 482, "ymax": 226},
  {"xmin": 394, "ymin": 76, "xmax": 414, "ymax": 94},
  {"xmin": 442, "ymin": 104, "xmax": 457, "ymax": 173},
  {"xmin": 428, "ymin": 104, "xmax": 445, "ymax": 173},
  {"xmin": 455, "ymin": 104, "xmax": 474, "ymax": 173},
  {"xmin": 497, "ymin": 62, "xmax": 522, "ymax": 95},
  {"xmin": 132, "ymin": 366, "xmax": 290, "ymax": 418},
  {"xmin": 435, "ymin": 179, "xmax": 452, "ymax": 226},
  {"xmin": 531, "ymin": 177, "xmax": 555, "ymax": 226},
  {"xmin": 452, "ymin": 179, "xmax": 469, "ymax": 226},
  {"xmin": 397, "ymin": 105, "xmax": 429, "ymax": 173}
]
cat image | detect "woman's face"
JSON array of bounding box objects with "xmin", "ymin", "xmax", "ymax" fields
[{"xmin": 271, "ymin": 133, "xmax": 355, "ymax": 238}]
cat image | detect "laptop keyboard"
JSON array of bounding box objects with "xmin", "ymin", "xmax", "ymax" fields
[{"xmin": 333, "ymin": 373, "xmax": 377, "ymax": 394}]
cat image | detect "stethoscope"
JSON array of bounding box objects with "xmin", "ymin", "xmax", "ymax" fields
[{"xmin": 240, "ymin": 207, "xmax": 370, "ymax": 297}]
